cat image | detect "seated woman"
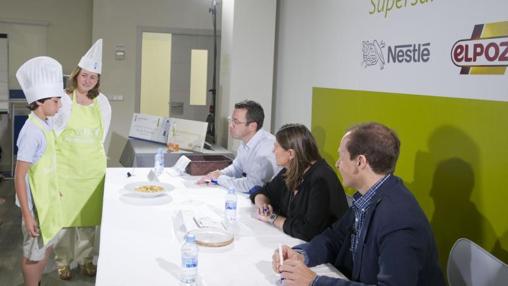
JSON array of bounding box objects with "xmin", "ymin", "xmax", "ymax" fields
[{"xmin": 250, "ymin": 124, "xmax": 348, "ymax": 241}]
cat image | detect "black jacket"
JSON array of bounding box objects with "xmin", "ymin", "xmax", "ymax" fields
[{"xmin": 250, "ymin": 159, "xmax": 348, "ymax": 241}]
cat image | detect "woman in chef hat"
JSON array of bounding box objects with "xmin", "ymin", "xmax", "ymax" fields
[{"xmin": 51, "ymin": 39, "xmax": 111, "ymax": 280}]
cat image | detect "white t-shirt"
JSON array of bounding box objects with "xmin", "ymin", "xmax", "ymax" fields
[
  {"xmin": 16, "ymin": 113, "xmax": 53, "ymax": 211},
  {"xmin": 50, "ymin": 91, "xmax": 111, "ymax": 143}
]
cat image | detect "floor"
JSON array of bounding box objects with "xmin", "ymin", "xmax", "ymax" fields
[{"xmin": 0, "ymin": 177, "xmax": 96, "ymax": 286}]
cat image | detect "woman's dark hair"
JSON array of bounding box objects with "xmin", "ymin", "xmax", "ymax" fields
[
  {"xmin": 345, "ymin": 122, "xmax": 400, "ymax": 174},
  {"xmin": 276, "ymin": 124, "xmax": 321, "ymax": 191},
  {"xmin": 65, "ymin": 66, "xmax": 101, "ymax": 99}
]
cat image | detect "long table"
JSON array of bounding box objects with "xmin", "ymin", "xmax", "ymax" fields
[{"xmin": 96, "ymin": 168, "xmax": 346, "ymax": 285}]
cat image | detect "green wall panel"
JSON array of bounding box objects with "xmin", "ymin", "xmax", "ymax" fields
[{"xmin": 312, "ymin": 87, "xmax": 508, "ymax": 270}]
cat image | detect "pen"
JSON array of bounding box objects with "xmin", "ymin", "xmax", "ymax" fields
[
  {"xmin": 127, "ymin": 167, "xmax": 135, "ymax": 177},
  {"xmin": 278, "ymin": 244, "xmax": 284, "ymax": 267},
  {"xmin": 278, "ymin": 244, "xmax": 284, "ymax": 281}
]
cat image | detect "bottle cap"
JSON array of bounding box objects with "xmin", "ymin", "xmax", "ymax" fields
[{"xmin": 185, "ymin": 233, "xmax": 196, "ymax": 242}]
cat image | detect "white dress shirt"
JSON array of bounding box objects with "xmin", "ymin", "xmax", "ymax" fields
[{"xmin": 217, "ymin": 129, "xmax": 281, "ymax": 193}]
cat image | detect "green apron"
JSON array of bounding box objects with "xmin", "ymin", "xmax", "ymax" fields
[
  {"xmin": 27, "ymin": 114, "xmax": 64, "ymax": 245},
  {"xmin": 56, "ymin": 91, "xmax": 106, "ymax": 227}
]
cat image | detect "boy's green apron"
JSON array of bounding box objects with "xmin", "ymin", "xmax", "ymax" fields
[
  {"xmin": 56, "ymin": 91, "xmax": 106, "ymax": 227},
  {"xmin": 28, "ymin": 114, "xmax": 63, "ymax": 244}
]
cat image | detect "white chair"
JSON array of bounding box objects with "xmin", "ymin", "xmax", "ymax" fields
[{"xmin": 447, "ymin": 237, "xmax": 508, "ymax": 286}]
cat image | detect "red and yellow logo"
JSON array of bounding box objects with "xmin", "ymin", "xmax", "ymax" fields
[{"xmin": 451, "ymin": 21, "xmax": 508, "ymax": 75}]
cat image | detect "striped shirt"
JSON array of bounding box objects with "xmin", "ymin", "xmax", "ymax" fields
[{"xmin": 350, "ymin": 174, "xmax": 391, "ymax": 260}]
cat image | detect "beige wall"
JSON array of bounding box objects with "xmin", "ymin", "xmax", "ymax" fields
[
  {"xmin": 0, "ymin": 0, "xmax": 92, "ymax": 75},
  {"xmin": 93, "ymin": 0, "xmax": 216, "ymax": 165},
  {"xmin": 0, "ymin": 0, "xmax": 92, "ymax": 172},
  {"xmin": 1, "ymin": 0, "xmax": 277, "ymax": 169}
]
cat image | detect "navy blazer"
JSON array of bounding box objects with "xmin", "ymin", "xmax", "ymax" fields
[{"xmin": 296, "ymin": 175, "xmax": 445, "ymax": 286}]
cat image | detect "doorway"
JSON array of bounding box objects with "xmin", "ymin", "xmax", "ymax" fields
[{"xmin": 138, "ymin": 29, "xmax": 220, "ymax": 124}]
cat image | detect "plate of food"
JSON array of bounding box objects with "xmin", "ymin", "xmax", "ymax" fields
[{"xmin": 123, "ymin": 182, "xmax": 174, "ymax": 197}]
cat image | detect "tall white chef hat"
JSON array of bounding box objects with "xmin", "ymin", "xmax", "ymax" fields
[
  {"xmin": 78, "ymin": 39, "xmax": 102, "ymax": 74},
  {"xmin": 16, "ymin": 56, "xmax": 64, "ymax": 104}
]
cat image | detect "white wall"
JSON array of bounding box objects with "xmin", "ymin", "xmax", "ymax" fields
[
  {"xmin": 216, "ymin": 0, "xmax": 234, "ymax": 147},
  {"xmin": 273, "ymin": 0, "xmax": 318, "ymax": 131},
  {"xmin": 219, "ymin": 0, "xmax": 276, "ymax": 149},
  {"xmin": 274, "ymin": 0, "xmax": 508, "ymax": 130}
]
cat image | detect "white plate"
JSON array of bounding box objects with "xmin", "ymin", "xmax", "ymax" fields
[
  {"xmin": 123, "ymin": 182, "xmax": 174, "ymax": 197},
  {"xmin": 188, "ymin": 227, "xmax": 234, "ymax": 247},
  {"xmin": 120, "ymin": 193, "xmax": 173, "ymax": 205}
]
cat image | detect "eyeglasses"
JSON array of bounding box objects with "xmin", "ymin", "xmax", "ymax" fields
[{"xmin": 227, "ymin": 116, "xmax": 250, "ymax": 126}]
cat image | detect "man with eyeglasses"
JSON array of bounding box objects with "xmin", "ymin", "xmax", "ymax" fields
[{"xmin": 198, "ymin": 100, "xmax": 280, "ymax": 194}]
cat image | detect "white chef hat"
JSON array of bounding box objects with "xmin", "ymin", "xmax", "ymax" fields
[
  {"xmin": 78, "ymin": 39, "xmax": 102, "ymax": 74},
  {"xmin": 16, "ymin": 56, "xmax": 64, "ymax": 104}
]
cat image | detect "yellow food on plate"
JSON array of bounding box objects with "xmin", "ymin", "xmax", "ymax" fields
[{"xmin": 135, "ymin": 185, "xmax": 164, "ymax": 193}]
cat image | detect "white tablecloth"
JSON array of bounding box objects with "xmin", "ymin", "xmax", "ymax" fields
[{"xmin": 96, "ymin": 168, "xmax": 346, "ymax": 286}]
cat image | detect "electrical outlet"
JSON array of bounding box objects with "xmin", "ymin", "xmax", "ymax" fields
[{"xmin": 109, "ymin": 95, "xmax": 124, "ymax": 101}]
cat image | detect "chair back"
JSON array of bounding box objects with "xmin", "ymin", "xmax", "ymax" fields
[{"xmin": 448, "ymin": 237, "xmax": 508, "ymax": 286}]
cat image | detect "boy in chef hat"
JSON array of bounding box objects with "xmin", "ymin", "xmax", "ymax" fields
[
  {"xmin": 14, "ymin": 56, "xmax": 65, "ymax": 286},
  {"xmin": 52, "ymin": 38, "xmax": 111, "ymax": 280}
]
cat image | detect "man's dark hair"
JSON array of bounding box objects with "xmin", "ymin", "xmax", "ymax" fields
[
  {"xmin": 27, "ymin": 97, "xmax": 51, "ymax": 111},
  {"xmin": 346, "ymin": 122, "xmax": 400, "ymax": 174},
  {"xmin": 234, "ymin": 100, "xmax": 264, "ymax": 131}
]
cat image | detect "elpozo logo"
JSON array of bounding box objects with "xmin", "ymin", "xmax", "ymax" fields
[
  {"xmin": 362, "ymin": 40, "xmax": 430, "ymax": 70},
  {"xmin": 451, "ymin": 21, "xmax": 508, "ymax": 75}
]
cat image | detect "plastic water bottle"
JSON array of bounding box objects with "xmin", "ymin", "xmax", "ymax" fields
[
  {"xmin": 154, "ymin": 148, "xmax": 164, "ymax": 176},
  {"xmin": 224, "ymin": 188, "xmax": 237, "ymax": 226},
  {"xmin": 181, "ymin": 233, "xmax": 198, "ymax": 284}
]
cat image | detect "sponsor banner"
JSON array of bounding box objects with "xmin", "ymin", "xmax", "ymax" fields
[
  {"xmin": 362, "ymin": 40, "xmax": 431, "ymax": 69},
  {"xmin": 451, "ymin": 21, "xmax": 508, "ymax": 75},
  {"xmin": 311, "ymin": 0, "xmax": 508, "ymax": 102},
  {"xmin": 368, "ymin": 0, "xmax": 434, "ymax": 19}
]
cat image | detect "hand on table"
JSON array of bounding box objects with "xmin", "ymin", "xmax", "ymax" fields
[
  {"xmin": 272, "ymin": 245, "xmax": 304, "ymax": 273},
  {"xmin": 255, "ymin": 203, "xmax": 273, "ymax": 222},
  {"xmin": 196, "ymin": 170, "xmax": 222, "ymax": 185},
  {"xmin": 279, "ymin": 259, "xmax": 317, "ymax": 286}
]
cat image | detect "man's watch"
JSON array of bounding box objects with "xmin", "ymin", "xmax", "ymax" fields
[{"xmin": 269, "ymin": 213, "xmax": 278, "ymax": 225}]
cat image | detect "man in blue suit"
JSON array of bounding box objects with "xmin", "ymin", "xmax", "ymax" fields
[{"xmin": 273, "ymin": 122, "xmax": 444, "ymax": 285}]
